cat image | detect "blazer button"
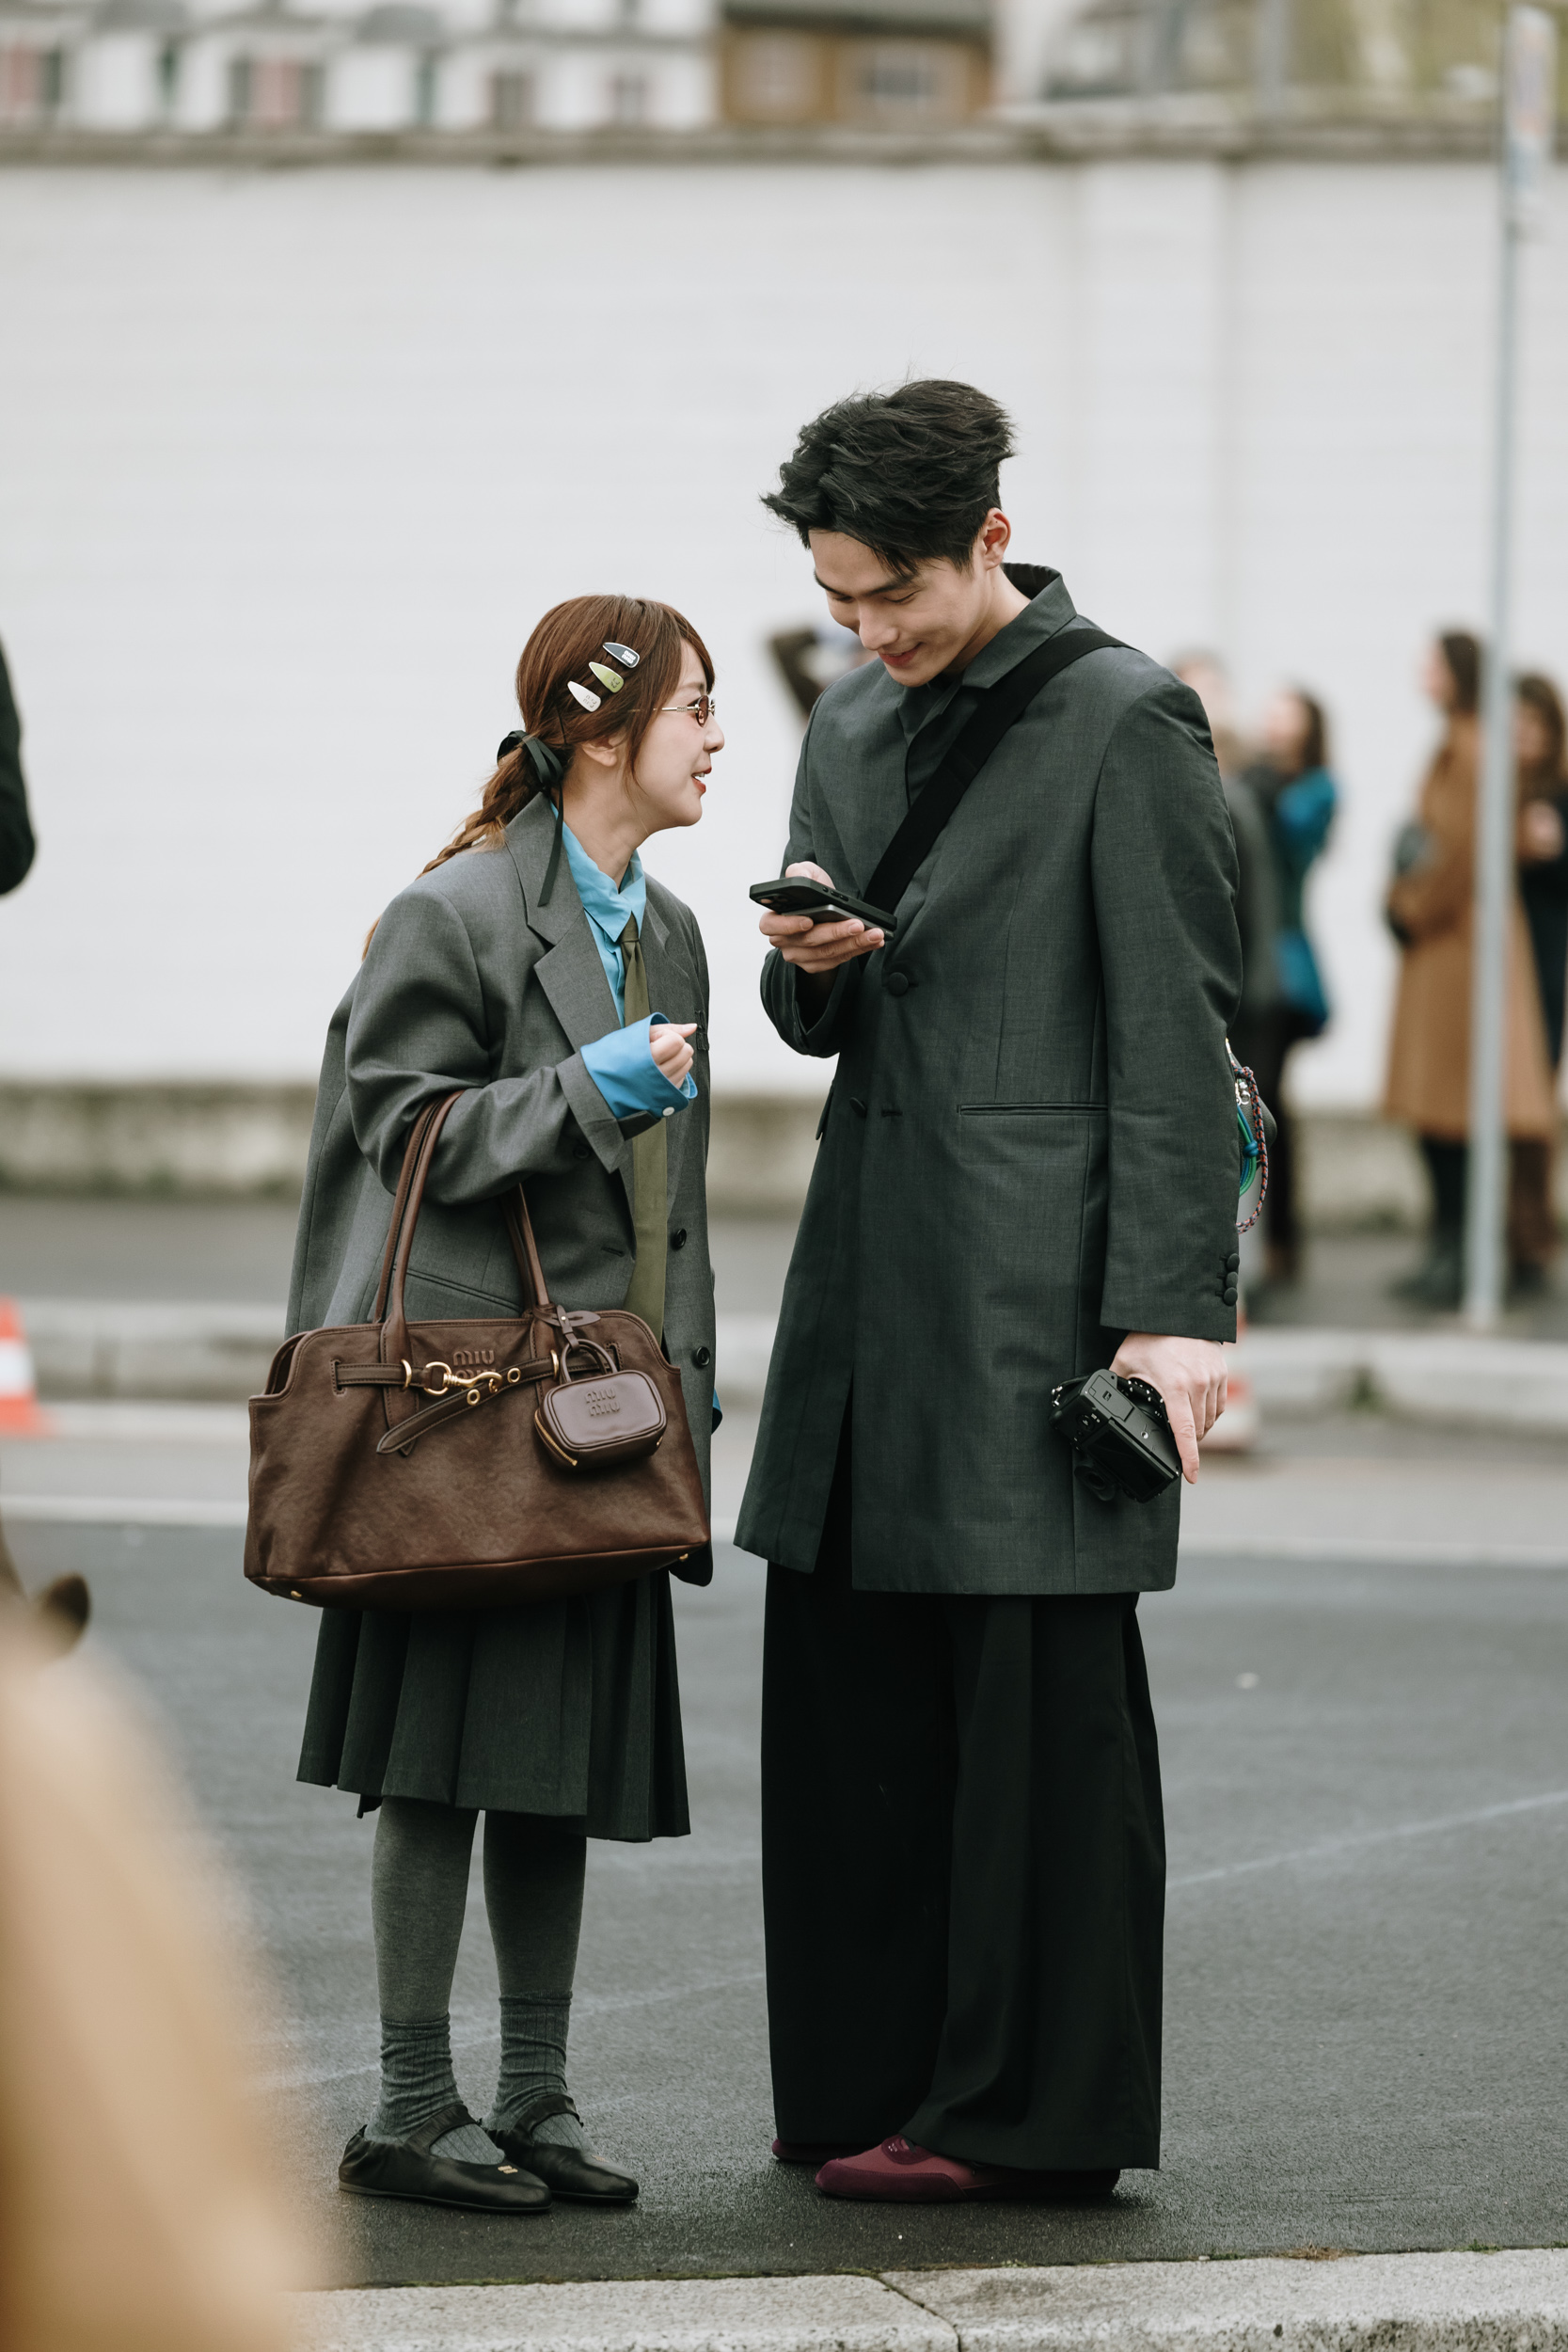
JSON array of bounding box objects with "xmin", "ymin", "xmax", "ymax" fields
[
  {"xmin": 884, "ymin": 971, "xmax": 911, "ymax": 997},
  {"xmin": 691, "ymin": 1345, "xmax": 712, "ymax": 1369},
  {"xmin": 1223, "ymin": 1284, "xmax": 1238, "ymax": 1306},
  {"xmin": 850, "ymin": 1096, "xmax": 868, "ymax": 1118},
  {"xmin": 572, "ymin": 1144, "xmax": 591, "ymax": 1162},
  {"xmin": 670, "ymin": 1229, "xmax": 688, "ymax": 1250},
  {"xmin": 1226, "ymin": 1250, "xmax": 1240, "ymax": 1272}
]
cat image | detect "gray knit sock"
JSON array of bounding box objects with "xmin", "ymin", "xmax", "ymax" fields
[
  {"xmin": 367, "ymin": 1798, "xmax": 499, "ymax": 2166},
  {"xmin": 488, "ymin": 1994, "xmax": 587, "ymax": 2150},
  {"xmin": 367, "ymin": 2015, "xmax": 501, "ymax": 2163}
]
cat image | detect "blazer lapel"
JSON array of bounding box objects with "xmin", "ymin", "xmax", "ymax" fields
[
  {"xmin": 637, "ymin": 891, "xmax": 699, "ymax": 1028},
  {"xmin": 876, "ymin": 580, "xmax": 1084, "ymax": 954},
  {"xmin": 832, "ymin": 670, "xmax": 910, "ymax": 899},
  {"xmin": 504, "ymin": 798, "xmax": 634, "ymax": 1223},
  {"xmin": 505, "ymin": 797, "xmax": 620, "ymax": 1049}
]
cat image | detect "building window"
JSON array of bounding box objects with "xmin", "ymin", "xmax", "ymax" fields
[
  {"xmin": 610, "ymin": 70, "xmax": 647, "ymax": 122},
  {"xmin": 731, "ymin": 32, "xmax": 820, "ymax": 119},
  {"xmin": 0, "ymin": 43, "xmax": 67, "ymax": 124},
  {"xmin": 228, "ymin": 55, "xmax": 324, "ymax": 128},
  {"xmin": 489, "ymin": 68, "xmax": 533, "ymax": 127},
  {"xmin": 842, "ymin": 39, "xmax": 971, "ymax": 121}
]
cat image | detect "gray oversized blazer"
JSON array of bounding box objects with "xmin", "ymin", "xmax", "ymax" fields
[
  {"xmin": 734, "ymin": 570, "xmax": 1242, "ymax": 1598},
  {"xmin": 287, "ymin": 791, "xmax": 717, "ymax": 1555}
]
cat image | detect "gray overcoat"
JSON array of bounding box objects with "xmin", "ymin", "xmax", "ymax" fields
[
  {"xmin": 288, "ymin": 790, "xmax": 717, "ymax": 1532},
  {"xmin": 734, "ymin": 570, "xmax": 1242, "ymax": 1598}
]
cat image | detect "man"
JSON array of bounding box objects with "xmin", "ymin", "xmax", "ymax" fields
[{"xmin": 736, "ymin": 380, "xmax": 1242, "ymax": 2204}]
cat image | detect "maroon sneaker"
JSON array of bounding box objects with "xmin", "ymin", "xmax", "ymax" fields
[
  {"xmin": 816, "ymin": 2136, "xmax": 1120, "ymax": 2203},
  {"xmin": 771, "ymin": 2137, "xmax": 866, "ymax": 2164}
]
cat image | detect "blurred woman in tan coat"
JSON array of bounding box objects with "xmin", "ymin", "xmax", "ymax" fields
[{"xmin": 1385, "ymin": 631, "xmax": 1557, "ymax": 1307}]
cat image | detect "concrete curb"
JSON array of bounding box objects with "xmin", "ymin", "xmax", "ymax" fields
[
  {"xmin": 289, "ymin": 2251, "xmax": 1568, "ymax": 2352},
  {"xmin": 19, "ymin": 1298, "xmax": 1568, "ymax": 1430},
  {"xmin": 21, "ymin": 1297, "xmax": 286, "ymax": 1403},
  {"xmin": 1237, "ymin": 1328, "xmax": 1568, "ymax": 1429}
]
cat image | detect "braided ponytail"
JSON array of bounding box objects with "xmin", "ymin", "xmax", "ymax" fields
[{"xmin": 420, "ymin": 741, "xmax": 538, "ymax": 876}]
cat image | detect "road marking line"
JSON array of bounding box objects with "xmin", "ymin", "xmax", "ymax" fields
[
  {"xmin": 1172, "ymin": 1787, "xmax": 1568, "ymax": 1889},
  {"xmin": 0, "ymin": 1495, "xmax": 248, "ymax": 1526}
]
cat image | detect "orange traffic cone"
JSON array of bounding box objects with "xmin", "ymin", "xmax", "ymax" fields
[
  {"xmin": 0, "ymin": 1299, "xmax": 53, "ymax": 1437},
  {"xmin": 1201, "ymin": 1291, "xmax": 1259, "ymax": 1454}
]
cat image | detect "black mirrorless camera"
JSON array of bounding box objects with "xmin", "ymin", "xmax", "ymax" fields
[{"xmin": 1049, "ymin": 1370, "xmax": 1182, "ymax": 1504}]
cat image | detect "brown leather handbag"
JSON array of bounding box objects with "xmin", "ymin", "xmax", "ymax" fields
[{"xmin": 244, "ymin": 1091, "xmax": 709, "ymax": 1611}]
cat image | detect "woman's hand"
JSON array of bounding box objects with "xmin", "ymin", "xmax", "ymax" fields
[
  {"xmin": 650, "ymin": 1021, "xmax": 697, "ymax": 1090},
  {"xmin": 1109, "ymin": 1333, "xmax": 1228, "ymax": 1484}
]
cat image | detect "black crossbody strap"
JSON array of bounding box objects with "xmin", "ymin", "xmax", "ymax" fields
[{"xmin": 864, "ymin": 627, "xmax": 1121, "ymax": 917}]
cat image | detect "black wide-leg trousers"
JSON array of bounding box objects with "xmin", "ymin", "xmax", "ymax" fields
[{"xmin": 761, "ymin": 1436, "xmax": 1165, "ymax": 2172}]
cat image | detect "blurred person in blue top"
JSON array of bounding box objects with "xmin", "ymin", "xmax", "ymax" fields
[{"xmin": 1236, "ymin": 689, "xmax": 1338, "ymax": 1286}]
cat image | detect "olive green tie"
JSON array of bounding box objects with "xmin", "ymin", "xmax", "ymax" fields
[{"xmin": 618, "ymin": 914, "xmax": 667, "ymax": 1341}]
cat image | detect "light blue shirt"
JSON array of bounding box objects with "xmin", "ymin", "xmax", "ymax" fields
[{"xmin": 563, "ymin": 825, "xmax": 696, "ymax": 1124}]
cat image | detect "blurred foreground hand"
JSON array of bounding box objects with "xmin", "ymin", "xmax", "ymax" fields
[{"xmin": 0, "ymin": 1621, "xmax": 312, "ymax": 2352}]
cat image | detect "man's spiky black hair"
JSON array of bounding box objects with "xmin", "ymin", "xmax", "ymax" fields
[{"xmin": 762, "ymin": 381, "xmax": 1017, "ymax": 573}]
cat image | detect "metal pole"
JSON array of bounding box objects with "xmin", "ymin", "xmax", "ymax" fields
[
  {"xmin": 1464, "ymin": 6, "xmax": 1557, "ymax": 1328},
  {"xmin": 1256, "ymin": 0, "xmax": 1291, "ymax": 119},
  {"xmin": 1463, "ymin": 190, "xmax": 1517, "ymax": 1328}
]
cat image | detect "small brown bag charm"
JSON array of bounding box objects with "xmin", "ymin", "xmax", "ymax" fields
[{"xmin": 535, "ymin": 1339, "xmax": 667, "ymax": 1472}]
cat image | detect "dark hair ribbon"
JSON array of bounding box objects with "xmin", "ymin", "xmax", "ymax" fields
[{"xmin": 496, "ymin": 731, "xmax": 569, "ymax": 904}]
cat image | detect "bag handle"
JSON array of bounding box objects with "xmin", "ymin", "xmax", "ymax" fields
[
  {"xmin": 380, "ymin": 1092, "xmax": 467, "ymax": 1374},
  {"xmin": 863, "ymin": 626, "xmax": 1120, "ymax": 918},
  {"xmin": 377, "ymin": 1091, "xmax": 563, "ymax": 1379},
  {"xmin": 371, "ymin": 1094, "xmax": 446, "ymax": 1324}
]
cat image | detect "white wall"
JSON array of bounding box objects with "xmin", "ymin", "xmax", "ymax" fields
[{"xmin": 0, "ymin": 159, "xmax": 1565, "ymax": 1105}]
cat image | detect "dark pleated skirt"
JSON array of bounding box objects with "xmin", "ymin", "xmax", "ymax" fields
[{"xmin": 296, "ymin": 1569, "xmax": 689, "ymax": 1841}]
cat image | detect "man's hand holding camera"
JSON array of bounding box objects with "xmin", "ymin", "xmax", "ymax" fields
[{"xmin": 1111, "ymin": 1332, "xmax": 1228, "ymax": 1483}]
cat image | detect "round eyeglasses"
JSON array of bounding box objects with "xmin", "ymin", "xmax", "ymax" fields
[{"xmin": 661, "ymin": 693, "xmax": 717, "ymax": 726}]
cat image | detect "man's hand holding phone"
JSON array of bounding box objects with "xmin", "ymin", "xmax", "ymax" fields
[{"xmin": 757, "ymin": 863, "xmax": 887, "ymax": 1002}]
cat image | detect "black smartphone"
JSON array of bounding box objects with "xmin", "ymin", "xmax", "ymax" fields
[{"xmin": 750, "ymin": 877, "xmax": 898, "ymax": 937}]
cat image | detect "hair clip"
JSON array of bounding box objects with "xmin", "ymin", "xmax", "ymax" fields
[
  {"xmin": 588, "ymin": 662, "xmax": 624, "ymax": 693},
  {"xmin": 566, "ymin": 681, "xmax": 601, "ymax": 712},
  {"xmin": 602, "ymin": 642, "xmax": 640, "ymax": 668}
]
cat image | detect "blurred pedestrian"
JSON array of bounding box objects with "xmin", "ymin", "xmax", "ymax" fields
[
  {"xmin": 1511, "ymin": 672, "xmax": 1568, "ymax": 1285},
  {"xmin": 0, "ymin": 1620, "xmax": 305, "ymax": 2352},
  {"xmin": 290, "ymin": 596, "xmax": 722, "ymax": 2216},
  {"xmin": 1384, "ymin": 632, "xmax": 1556, "ymax": 1307},
  {"xmin": 1217, "ymin": 753, "xmax": 1282, "ymax": 1199},
  {"xmin": 1237, "ymin": 690, "xmax": 1338, "ymax": 1286},
  {"xmin": 0, "ymin": 637, "xmax": 35, "ymax": 898},
  {"xmin": 768, "ymin": 621, "xmax": 873, "ymax": 721},
  {"xmin": 1172, "ymin": 649, "xmax": 1249, "ymax": 780},
  {"xmin": 0, "ymin": 637, "xmax": 40, "ymax": 1610}
]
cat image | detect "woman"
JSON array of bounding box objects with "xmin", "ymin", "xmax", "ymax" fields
[
  {"xmin": 288, "ymin": 595, "xmax": 723, "ymax": 2215},
  {"xmin": 1513, "ymin": 673, "xmax": 1568, "ymax": 1288},
  {"xmin": 1236, "ymin": 688, "xmax": 1338, "ymax": 1286},
  {"xmin": 1384, "ymin": 632, "xmax": 1555, "ymax": 1307}
]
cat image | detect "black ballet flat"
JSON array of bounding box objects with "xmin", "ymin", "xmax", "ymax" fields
[
  {"xmin": 490, "ymin": 2092, "xmax": 639, "ymax": 2204},
  {"xmin": 338, "ymin": 2100, "xmax": 551, "ymax": 2214}
]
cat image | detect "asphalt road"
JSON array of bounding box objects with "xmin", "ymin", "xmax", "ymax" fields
[{"xmin": 8, "ymin": 1501, "xmax": 1567, "ymax": 2288}]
